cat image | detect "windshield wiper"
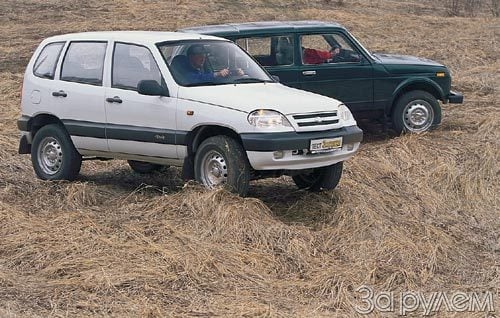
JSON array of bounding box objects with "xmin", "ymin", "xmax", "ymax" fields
[
  {"xmin": 184, "ymin": 78, "xmax": 273, "ymax": 87},
  {"xmin": 184, "ymin": 81, "xmax": 226, "ymax": 87},
  {"xmin": 232, "ymin": 77, "xmax": 273, "ymax": 84}
]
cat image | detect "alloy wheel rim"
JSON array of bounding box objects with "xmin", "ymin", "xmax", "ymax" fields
[
  {"xmin": 403, "ymin": 100, "xmax": 434, "ymax": 132},
  {"xmin": 38, "ymin": 137, "xmax": 63, "ymax": 175}
]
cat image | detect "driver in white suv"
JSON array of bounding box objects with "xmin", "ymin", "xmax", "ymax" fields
[{"xmin": 172, "ymin": 44, "xmax": 244, "ymax": 84}]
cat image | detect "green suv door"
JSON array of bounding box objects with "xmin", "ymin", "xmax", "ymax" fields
[{"xmin": 297, "ymin": 32, "xmax": 374, "ymax": 112}]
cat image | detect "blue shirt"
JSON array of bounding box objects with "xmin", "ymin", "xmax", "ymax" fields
[{"xmin": 185, "ymin": 66, "xmax": 215, "ymax": 84}]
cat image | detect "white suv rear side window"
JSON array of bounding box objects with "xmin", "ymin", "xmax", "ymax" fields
[
  {"xmin": 33, "ymin": 42, "xmax": 64, "ymax": 79},
  {"xmin": 60, "ymin": 42, "xmax": 107, "ymax": 86},
  {"xmin": 112, "ymin": 43, "xmax": 162, "ymax": 91}
]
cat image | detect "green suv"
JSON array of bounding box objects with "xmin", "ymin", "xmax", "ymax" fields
[{"xmin": 180, "ymin": 21, "xmax": 463, "ymax": 133}]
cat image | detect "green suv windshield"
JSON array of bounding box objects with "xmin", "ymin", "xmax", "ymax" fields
[{"xmin": 158, "ymin": 41, "xmax": 273, "ymax": 87}]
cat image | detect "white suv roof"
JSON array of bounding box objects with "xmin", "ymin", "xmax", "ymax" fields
[{"xmin": 44, "ymin": 31, "xmax": 224, "ymax": 45}]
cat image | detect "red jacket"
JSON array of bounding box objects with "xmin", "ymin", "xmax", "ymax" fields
[{"xmin": 303, "ymin": 48, "xmax": 332, "ymax": 64}]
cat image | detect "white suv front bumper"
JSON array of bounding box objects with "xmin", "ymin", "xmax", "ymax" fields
[
  {"xmin": 246, "ymin": 142, "xmax": 360, "ymax": 170},
  {"xmin": 240, "ymin": 125, "xmax": 363, "ymax": 171}
]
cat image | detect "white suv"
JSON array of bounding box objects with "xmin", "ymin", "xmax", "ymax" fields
[{"xmin": 18, "ymin": 31, "xmax": 362, "ymax": 196}]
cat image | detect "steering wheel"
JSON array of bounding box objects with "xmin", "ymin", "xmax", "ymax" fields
[
  {"xmin": 211, "ymin": 69, "xmax": 248, "ymax": 84},
  {"xmin": 229, "ymin": 68, "xmax": 247, "ymax": 77},
  {"xmin": 331, "ymin": 49, "xmax": 361, "ymax": 63}
]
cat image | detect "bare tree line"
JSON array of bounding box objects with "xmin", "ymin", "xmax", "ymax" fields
[{"xmin": 446, "ymin": 0, "xmax": 500, "ymax": 17}]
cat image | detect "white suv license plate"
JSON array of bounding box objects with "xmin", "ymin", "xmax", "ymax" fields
[{"xmin": 310, "ymin": 137, "xmax": 343, "ymax": 153}]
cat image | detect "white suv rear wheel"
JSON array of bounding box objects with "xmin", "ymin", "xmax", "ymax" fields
[{"xmin": 31, "ymin": 124, "xmax": 81, "ymax": 180}]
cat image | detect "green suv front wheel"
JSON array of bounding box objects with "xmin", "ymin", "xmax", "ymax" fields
[{"xmin": 392, "ymin": 90, "xmax": 442, "ymax": 134}]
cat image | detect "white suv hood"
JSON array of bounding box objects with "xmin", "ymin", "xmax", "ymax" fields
[{"xmin": 177, "ymin": 82, "xmax": 342, "ymax": 115}]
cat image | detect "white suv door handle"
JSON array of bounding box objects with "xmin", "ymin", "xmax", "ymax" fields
[
  {"xmin": 106, "ymin": 96, "xmax": 123, "ymax": 104},
  {"xmin": 302, "ymin": 70, "xmax": 316, "ymax": 76},
  {"xmin": 52, "ymin": 90, "xmax": 67, "ymax": 97}
]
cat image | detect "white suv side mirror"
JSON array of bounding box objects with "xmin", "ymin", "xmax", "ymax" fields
[{"xmin": 137, "ymin": 80, "xmax": 169, "ymax": 97}]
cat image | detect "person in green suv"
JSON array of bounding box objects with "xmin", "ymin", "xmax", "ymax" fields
[{"xmin": 302, "ymin": 43, "xmax": 340, "ymax": 64}]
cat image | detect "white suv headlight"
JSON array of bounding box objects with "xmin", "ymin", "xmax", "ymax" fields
[
  {"xmin": 248, "ymin": 110, "xmax": 292, "ymax": 128},
  {"xmin": 338, "ymin": 104, "xmax": 353, "ymax": 121}
]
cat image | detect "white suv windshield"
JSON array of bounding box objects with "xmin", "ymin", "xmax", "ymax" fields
[{"xmin": 158, "ymin": 41, "xmax": 273, "ymax": 87}]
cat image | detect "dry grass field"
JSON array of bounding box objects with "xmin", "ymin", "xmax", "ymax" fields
[{"xmin": 0, "ymin": 0, "xmax": 498, "ymax": 317}]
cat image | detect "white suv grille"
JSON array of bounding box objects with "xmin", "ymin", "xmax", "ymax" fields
[{"xmin": 289, "ymin": 111, "xmax": 340, "ymax": 131}]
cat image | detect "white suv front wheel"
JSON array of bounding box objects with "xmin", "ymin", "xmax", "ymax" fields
[
  {"xmin": 31, "ymin": 124, "xmax": 82, "ymax": 181},
  {"xmin": 194, "ymin": 135, "xmax": 250, "ymax": 196},
  {"xmin": 292, "ymin": 161, "xmax": 343, "ymax": 191}
]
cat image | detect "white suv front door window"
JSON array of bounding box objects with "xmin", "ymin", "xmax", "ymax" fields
[
  {"xmin": 56, "ymin": 41, "xmax": 108, "ymax": 152},
  {"xmin": 105, "ymin": 42, "xmax": 178, "ymax": 159}
]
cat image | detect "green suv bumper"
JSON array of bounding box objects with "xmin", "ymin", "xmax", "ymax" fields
[{"xmin": 448, "ymin": 91, "xmax": 464, "ymax": 104}]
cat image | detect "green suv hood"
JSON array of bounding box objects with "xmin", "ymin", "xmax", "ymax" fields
[
  {"xmin": 373, "ymin": 53, "xmax": 444, "ymax": 66},
  {"xmin": 373, "ymin": 53, "xmax": 445, "ymax": 74}
]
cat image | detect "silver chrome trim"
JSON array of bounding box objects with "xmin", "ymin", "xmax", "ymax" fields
[{"xmin": 288, "ymin": 111, "xmax": 341, "ymax": 132}]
